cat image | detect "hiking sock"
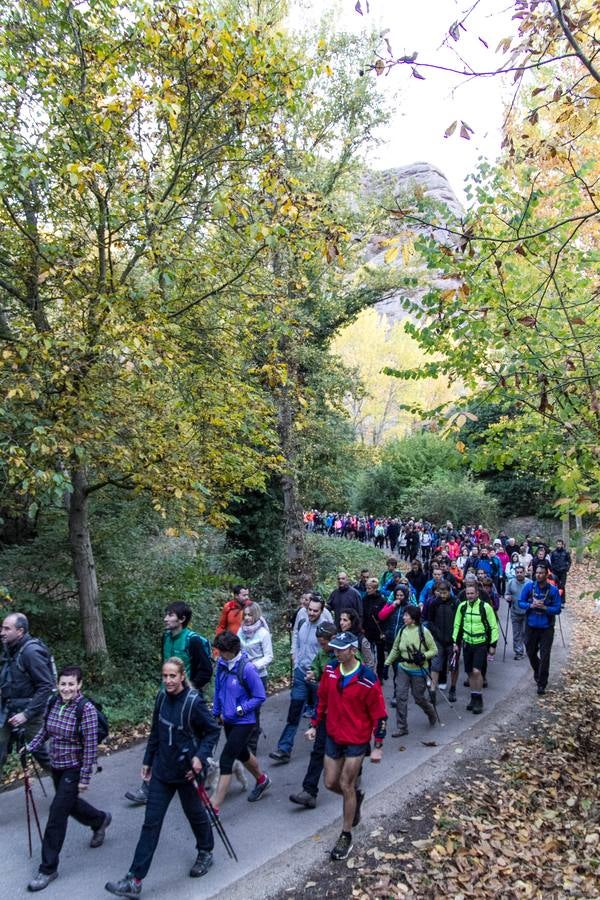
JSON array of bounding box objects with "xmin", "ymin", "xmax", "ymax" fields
[{"xmin": 257, "ymin": 774, "xmax": 267, "ymax": 786}]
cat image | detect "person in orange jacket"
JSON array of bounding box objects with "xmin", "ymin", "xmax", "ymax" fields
[{"xmin": 215, "ymin": 586, "xmax": 250, "ymax": 637}]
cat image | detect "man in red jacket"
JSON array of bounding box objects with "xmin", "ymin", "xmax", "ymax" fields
[
  {"xmin": 214, "ymin": 585, "xmax": 250, "ymax": 637},
  {"xmin": 305, "ymin": 632, "xmax": 387, "ymax": 861}
]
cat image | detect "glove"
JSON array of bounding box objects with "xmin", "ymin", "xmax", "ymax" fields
[{"xmin": 413, "ymin": 650, "xmax": 426, "ymax": 667}]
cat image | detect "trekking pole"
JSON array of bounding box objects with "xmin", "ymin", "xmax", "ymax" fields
[
  {"xmin": 18, "ymin": 742, "xmax": 43, "ymax": 857},
  {"xmin": 28, "ymin": 754, "xmax": 48, "ymax": 798},
  {"xmin": 502, "ymin": 603, "xmax": 511, "ymax": 663},
  {"xmin": 184, "ymin": 755, "xmax": 238, "ymax": 862},
  {"xmin": 496, "ymin": 613, "xmax": 508, "ymax": 653},
  {"xmin": 557, "ymin": 615, "xmax": 566, "ymax": 648}
]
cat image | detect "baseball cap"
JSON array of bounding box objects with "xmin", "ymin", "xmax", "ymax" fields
[
  {"xmin": 316, "ymin": 622, "xmax": 337, "ymax": 639},
  {"xmin": 328, "ymin": 632, "xmax": 359, "ymax": 650}
]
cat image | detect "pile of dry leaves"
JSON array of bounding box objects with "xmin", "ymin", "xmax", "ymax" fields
[{"xmin": 352, "ymin": 563, "xmax": 600, "ymax": 899}]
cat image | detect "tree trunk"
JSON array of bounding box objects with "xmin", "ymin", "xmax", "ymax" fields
[
  {"xmin": 277, "ymin": 380, "xmax": 312, "ymax": 606},
  {"xmin": 561, "ymin": 515, "xmax": 570, "ymax": 548},
  {"xmin": 67, "ymin": 467, "xmax": 108, "ymax": 657},
  {"xmin": 574, "ymin": 514, "xmax": 584, "ymax": 563}
]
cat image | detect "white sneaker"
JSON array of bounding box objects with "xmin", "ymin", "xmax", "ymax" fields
[{"xmin": 439, "ymin": 683, "xmax": 447, "ymax": 691}]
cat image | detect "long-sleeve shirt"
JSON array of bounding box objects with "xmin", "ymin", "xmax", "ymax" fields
[
  {"xmin": 29, "ymin": 693, "xmax": 97, "ymax": 785},
  {"xmin": 384, "ymin": 624, "xmax": 437, "ymax": 674},
  {"xmin": 144, "ymin": 687, "xmax": 220, "ymax": 782},
  {"xmin": 518, "ymin": 581, "xmax": 562, "ymax": 629},
  {"xmin": 239, "ymin": 622, "xmax": 274, "ymax": 678},
  {"xmin": 292, "ymin": 612, "xmax": 330, "ymax": 671}
]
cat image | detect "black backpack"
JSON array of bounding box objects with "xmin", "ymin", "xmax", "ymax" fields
[{"xmin": 46, "ymin": 694, "xmax": 109, "ymax": 744}]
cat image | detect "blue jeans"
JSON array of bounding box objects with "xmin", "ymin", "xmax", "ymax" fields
[
  {"xmin": 276, "ymin": 667, "xmax": 316, "ymax": 754},
  {"xmin": 130, "ymin": 776, "xmax": 213, "ymax": 879}
]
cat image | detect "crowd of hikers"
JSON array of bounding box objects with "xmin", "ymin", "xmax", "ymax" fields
[{"xmin": 0, "ymin": 518, "xmax": 571, "ymax": 894}]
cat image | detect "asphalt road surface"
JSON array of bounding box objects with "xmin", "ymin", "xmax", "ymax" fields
[{"xmin": 0, "ymin": 613, "xmax": 569, "ymax": 900}]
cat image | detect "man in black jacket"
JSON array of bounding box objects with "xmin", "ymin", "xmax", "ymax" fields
[
  {"xmin": 426, "ymin": 583, "xmax": 460, "ymax": 702},
  {"xmin": 549, "ymin": 540, "xmax": 572, "ymax": 603},
  {"xmin": 327, "ymin": 573, "xmax": 363, "ymax": 628},
  {"xmin": 0, "ymin": 613, "xmax": 54, "ymax": 779}
]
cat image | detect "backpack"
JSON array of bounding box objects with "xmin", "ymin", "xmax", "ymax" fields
[
  {"xmin": 15, "ymin": 637, "xmax": 57, "ymax": 686},
  {"xmin": 216, "ymin": 656, "xmax": 253, "ymax": 697},
  {"xmin": 46, "ymin": 694, "xmax": 109, "ymax": 744},
  {"xmin": 185, "ymin": 630, "xmax": 213, "ymax": 665},
  {"xmin": 456, "ymin": 599, "xmax": 492, "ymax": 645},
  {"xmin": 156, "ymin": 688, "xmax": 200, "ymax": 745}
]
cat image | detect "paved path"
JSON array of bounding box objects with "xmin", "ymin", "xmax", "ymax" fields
[{"xmin": 0, "ymin": 615, "xmax": 569, "ymax": 900}]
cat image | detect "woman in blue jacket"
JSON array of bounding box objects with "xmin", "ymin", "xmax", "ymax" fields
[{"xmin": 210, "ymin": 631, "xmax": 271, "ymax": 812}]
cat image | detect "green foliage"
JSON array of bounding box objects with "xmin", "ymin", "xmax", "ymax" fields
[
  {"xmin": 353, "ymin": 432, "xmax": 462, "ymax": 515},
  {"xmin": 399, "ymin": 472, "xmax": 499, "ymax": 528},
  {"xmin": 305, "ymin": 533, "xmax": 388, "ymax": 597}
]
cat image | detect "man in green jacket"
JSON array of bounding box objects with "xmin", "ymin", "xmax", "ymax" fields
[{"xmin": 453, "ymin": 583, "xmax": 498, "ymax": 715}]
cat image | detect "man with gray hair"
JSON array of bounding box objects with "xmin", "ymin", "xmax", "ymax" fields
[{"xmin": 0, "ymin": 613, "xmax": 55, "ymax": 778}]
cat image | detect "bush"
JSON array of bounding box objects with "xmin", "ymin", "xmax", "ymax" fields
[
  {"xmin": 400, "ymin": 472, "xmax": 499, "ymax": 528},
  {"xmin": 306, "ymin": 533, "xmax": 388, "ymax": 597},
  {"xmin": 353, "ymin": 433, "xmax": 462, "ymax": 515}
]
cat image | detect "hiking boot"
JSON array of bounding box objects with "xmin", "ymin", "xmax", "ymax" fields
[
  {"xmin": 352, "ymin": 789, "xmax": 365, "ymax": 827},
  {"xmin": 248, "ymin": 774, "xmax": 271, "ymax": 802},
  {"xmin": 427, "ymin": 711, "xmax": 437, "ymax": 726},
  {"xmin": 330, "ymin": 831, "xmax": 353, "ymax": 861},
  {"xmin": 189, "ymin": 850, "xmax": 213, "ymax": 878},
  {"xmin": 438, "ymin": 682, "xmax": 447, "ymax": 691},
  {"xmin": 28, "ymin": 872, "xmax": 58, "ymax": 892},
  {"xmin": 124, "ymin": 783, "xmax": 149, "ymax": 805},
  {"xmin": 391, "ymin": 728, "xmax": 408, "ymax": 738},
  {"xmin": 289, "ymin": 790, "xmax": 317, "ymax": 809},
  {"xmin": 537, "ymin": 685, "xmax": 546, "ymax": 696},
  {"xmin": 472, "ymin": 694, "xmax": 484, "ymax": 715},
  {"xmin": 514, "ymin": 653, "xmax": 524, "ymax": 660},
  {"xmin": 90, "ymin": 812, "xmax": 112, "ymax": 848},
  {"xmin": 268, "ymin": 750, "xmax": 291, "ymax": 763},
  {"xmin": 448, "ymin": 687, "xmax": 456, "ymax": 703},
  {"xmin": 390, "ymin": 697, "xmax": 397, "ymax": 708},
  {"xmin": 105, "ymin": 875, "xmax": 142, "ymax": 898}
]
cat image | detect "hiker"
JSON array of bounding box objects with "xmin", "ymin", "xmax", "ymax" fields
[
  {"xmin": 426, "ymin": 582, "xmax": 460, "ymax": 702},
  {"xmin": 519, "ymin": 562, "xmax": 562, "ymax": 695},
  {"xmin": 305, "ymin": 632, "xmax": 387, "ymax": 861},
  {"xmin": 210, "ymin": 632, "xmax": 270, "ymax": 810},
  {"xmin": 504, "ymin": 565, "xmax": 531, "ymax": 660},
  {"xmin": 288, "ymin": 621, "xmax": 338, "ymax": 809},
  {"xmin": 549, "ymin": 539, "xmax": 571, "ymax": 603},
  {"xmin": 327, "ymin": 572, "xmax": 363, "ymax": 627},
  {"xmin": 270, "ymin": 595, "xmax": 330, "ymax": 762},
  {"xmin": 453, "ymin": 583, "xmax": 498, "ymax": 715},
  {"xmin": 0, "ymin": 613, "xmax": 54, "ymax": 781},
  {"xmin": 384, "ymin": 606, "xmax": 437, "ymax": 737},
  {"xmin": 239, "ymin": 602, "xmax": 273, "ymax": 755},
  {"xmin": 125, "ymin": 602, "xmax": 213, "ymax": 806},
  {"xmin": 105, "ymin": 658, "xmax": 220, "ymax": 898},
  {"xmin": 26, "ymin": 666, "xmax": 110, "ymax": 893},
  {"xmin": 214, "ymin": 585, "xmax": 250, "ymax": 637}
]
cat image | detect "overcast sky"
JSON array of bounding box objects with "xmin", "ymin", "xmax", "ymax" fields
[{"xmin": 288, "ymin": 0, "xmax": 516, "ymax": 203}]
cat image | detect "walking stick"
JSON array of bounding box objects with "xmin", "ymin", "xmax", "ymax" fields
[
  {"xmin": 18, "ymin": 743, "xmax": 43, "ymax": 857},
  {"xmin": 502, "ymin": 603, "xmax": 511, "ymax": 662},
  {"xmin": 184, "ymin": 755, "xmax": 238, "ymax": 862},
  {"xmin": 557, "ymin": 614, "xmax": 566, "ymax": 648}
]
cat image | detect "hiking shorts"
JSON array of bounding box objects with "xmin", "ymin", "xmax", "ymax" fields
[
  {"xmin": 462, "ymin": 643, "xmax": 488, "ymax": 674},
  {"xmin": 219, "ymin": 723, "xmax": 254, "ymax": 774},
  {"xmin": 325, "ymin": 736, "xmax": 370, "ymax": 760}
]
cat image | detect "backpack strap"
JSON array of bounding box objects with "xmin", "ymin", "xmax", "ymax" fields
[{"xmin": 479, "ymin": 600, "xmax": 492, "ymax": 644}]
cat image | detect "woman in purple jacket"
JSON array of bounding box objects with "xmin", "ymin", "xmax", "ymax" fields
[{"xmin": 210, "ymin": 631, "xmax": 271, "ymax": 812}]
